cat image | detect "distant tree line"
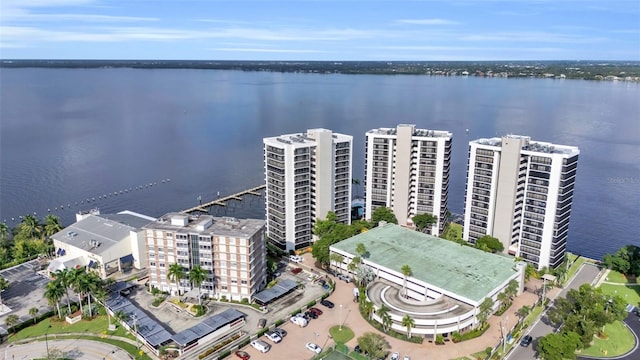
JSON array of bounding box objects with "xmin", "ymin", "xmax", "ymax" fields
[{"xmin": 0, "ymin": 215, "xmax": 62, "ymax": 268}]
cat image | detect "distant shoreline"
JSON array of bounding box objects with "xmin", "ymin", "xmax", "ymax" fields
[{"xmin": 2, "ymin": 59, "xmax": 640, "ymax": 81}]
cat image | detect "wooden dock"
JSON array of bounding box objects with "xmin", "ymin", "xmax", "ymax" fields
[{"xmin": 181, "ymin": 184, "xmax": 266, "ymax": 214}]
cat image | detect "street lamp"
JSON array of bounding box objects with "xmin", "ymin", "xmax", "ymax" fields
[
  {"xmin": 45, "ymin": 324, "xmax": 52, "ymax": 359},
  {"xmin": 339, "ymin": 305, "xmax": 343, "ymax": 331}
]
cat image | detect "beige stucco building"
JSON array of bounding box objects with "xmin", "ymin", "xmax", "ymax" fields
[{"xmin": 143, "ymin": 213, "xmax": 267, "ymax": 301}]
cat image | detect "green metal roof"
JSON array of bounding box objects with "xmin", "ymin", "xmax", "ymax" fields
[{"xmin": 331, "ymin": 223, "xmax": 519, "ymax": 302}]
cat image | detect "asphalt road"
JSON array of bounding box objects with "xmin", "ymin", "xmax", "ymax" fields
[
  {"xmin": 506, "ymin": 263, "xmax": 602, "ymax": 360},
  {"xmin": 2, "ymin": 339, "xmax": 132, "ymax": 360}
]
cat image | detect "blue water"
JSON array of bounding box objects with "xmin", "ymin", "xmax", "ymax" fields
[{"xmin": 1, "ymin": 68, "xmax": 639, "ymax": 261}]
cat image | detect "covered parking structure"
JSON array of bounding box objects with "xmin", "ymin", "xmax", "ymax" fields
[
  {"xmin": 104, "ymin": 292, "xmax": 172, "ymax": 354},
  {"xmin": 172, "ymin": 308, "xmax": 247, "ymax": 355},
  {"xmin": 253, "ymin": 279, "xmax": 299, "ymax": 306}
]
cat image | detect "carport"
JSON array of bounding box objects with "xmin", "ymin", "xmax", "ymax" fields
[
  {"xmin": 253, "ymin": 279, "xmax": 299, "ymax": 306},
  {"xmin": 172, "ymin": 308, "xmax": 246, "ymax": 355}
]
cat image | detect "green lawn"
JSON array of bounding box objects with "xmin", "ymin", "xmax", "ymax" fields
[
  {"xmin": 442, "ymin": 223, "xmax": 463, "ymax": 242},
  {"xmin": 605, "ymin": 270, "xmax": 638, "ymax": 284},
  {"xmin": 10, "ymin": 316, "xmax": 131, "ymax": 342},
  {"xmin": 580, "ymin": 321, "xmax": 635, "ymax": 357},
  {"xmin": 598, "ymin": 283, "xmax": 640, "ymax": 305},
  {"xmin": 330, "ymin": 325, "xmax": 355, "ymax": 344},
  {"xmin": 323, "ymin": 351, "xmax": 353, "ymax": 360}
]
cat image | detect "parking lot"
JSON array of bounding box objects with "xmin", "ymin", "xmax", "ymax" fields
[{"xmin": 0, "ymin": 259, "xmax": 52, "ymax": 330}]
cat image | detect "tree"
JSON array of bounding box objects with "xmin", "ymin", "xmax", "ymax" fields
[
  {"xmin": 347, "ymin": 256, "xmax": 362, "ymax": 272},
  {"xmin": 401, "ymin": 264, "xmax": 412, "ymax": 298},
  {"xmin": 475, "ymin": 235, "xmax": 504, "ymax": 253},
  {"xmin": 497, "ymin": 291, "xmax": 509, "ymax": 308},
  {"xmin": 547, "ymin": 284, "xmax": 627, "ymax": 348},
  {"xmin": 19, "ymin": 214, "xmax": 42, "ymax": 239},
  {"xmin": 505, "ymin": 279, "xmax": 519, "ymax": 301},
  {"xmin": 329, "ymin": 253, "xmax": 344, "ymax": 274},
  {"xmin": 43, "ymin": 214, "xmax": 62, "ymax": 238},
  {"xmin": 538, "ymin": 331, "xmax": 582, "ymax": 360},
  {"xmin": 0, "ymin": 277, "xmax": 9, "ymax": 291},
  {"xmin": 401, "ymin": 314, "xmax": 415, "ymax": 338},
  {"xmin": 311, "ymin": 212, "xmax": 358, "ymax": 266},
  {"xmin": 376, "ymin": 305, "xmax": 391, "ymax": 330},
  {"xmin": 29, "ymin": 307, "xmax": 39, "ymax": 323},
  {"xmin": 478, "ymin": 297, "xmax": 494, "ymax": 325},
  {"xmin": 70, "ymin": 267, "xmax": 90, "ymax": 315},
  {"xmin": 355, "ymin": 265, "xmax": 376, "ymax": 287},
  {"xmin": 357, "ymin": 332, "xmax": 390, "ymax": 359},
  {"xmin": 362, "ymin": 300, "xmax": 374, "ymax": 320},
  {"xmin": 602, "ymin": 245, "xmax": 640, "ymax": 276},
  {"xmin": 53, "ymin": 268, "xmax": 73, "ymax": 313},
  {"xmin": 381, "ymin": 312, "xmax": 392, "ymax": 332},
  {"xmin": 370, "ymin": 207, "xmax": 398, "ymax": 226},
  {"xmin": 412, "ymin": 213, "xmax": 438, "ymax": 233},
  {"xmin": 189, "ymin": 265, "xmax": 207, "ymax": 306},
  {"xmin": 168, "ymin": 263, "xmax": 185, "ymax": 296},
  {"xmin": 5, "ymin": 314, "xmax": 19, "ymax": 334},
  {"xmin": 44, "ymin": 281, "xmax": 65, "ymax": 318},
  {"xmin": 516, "ymin": 305, "xmax": 531, "ymax": 322},
  {"xmin": 356, "ymin": 242, "xmax": 367, "ymax": 258}
]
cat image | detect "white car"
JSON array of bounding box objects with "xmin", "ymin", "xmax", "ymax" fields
[
  {"xmin": 391, "ymin": 352, "xmax": 400, "ymax": 360},
  {"xmin": 265, "ymin": 330, "xmax": 282, "ymax": 343},
  {"xmin": 290, "ymin": 315, "xmax": 308, "ymax": 327},
  {"xmin": 250, "ymin": 339, "xmax": 271, "ymax": 353},
  {"xmin": 403, "ymin": 356, "xmax": 411, "ymax": 360},
  {"xmin": 289, "ymin": 255, "xmax": 303, "ymax": 263},
  {"xmin": 306, "ymin": 342, "xmax": 322, "ymax": 354}
]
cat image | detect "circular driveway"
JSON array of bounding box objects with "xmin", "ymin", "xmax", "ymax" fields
[{"xmin": 3, "ymin": 339, "xmax": 130, "ymax": 360}]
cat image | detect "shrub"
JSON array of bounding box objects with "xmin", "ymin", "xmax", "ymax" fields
[
  {"xmin": 435, "ymin": 334, "xmax": 444, "ymax": 344},
  {"xmin": 451, "ymin": 324, "xmax": 490, "ymax": 343},
  {"xmin": 240, "ymin": 298, "xmax": 249, "ymax": 304}
]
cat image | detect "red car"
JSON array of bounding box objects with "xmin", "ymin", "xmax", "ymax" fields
[
  {"xmin": 235, "ymin": 350, "xmax": 250, "ymax": 360},
  {"xmin": 308, "ymin": 307, "xmax": 323, "ymax": 316},
  {"xmin": 291, "ymin": 267, "xmax": 303, "ymax": 274}
]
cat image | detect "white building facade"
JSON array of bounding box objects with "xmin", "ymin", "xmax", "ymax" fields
[
  {"xmin": 364, "ymin": 125, "xmax": 452, "ymax": 234},
  {"xmin": 263, "ymin": 129, "xmax": 353, "ymax": 251},
  {"xmin": 143, "ymin": 213, "xmax": 267, "ymax": 301},
  {"xmin": 463, "ymin": 135, "xmax": 580, "ymax": 269}
]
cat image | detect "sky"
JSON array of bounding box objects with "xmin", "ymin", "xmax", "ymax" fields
[{"xmin": 1, "ymin": 0, "xmax": 639, "ymax": 61}]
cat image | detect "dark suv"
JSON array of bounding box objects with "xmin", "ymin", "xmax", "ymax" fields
[{"xmin": 520, "ymin": 334, "xmax": 533, "ymax": 347}]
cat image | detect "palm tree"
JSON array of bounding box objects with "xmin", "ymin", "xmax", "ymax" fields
[
  {"xmin": 376, "ymin": 305, "xmax": 390, "ymax": 331},
  {"xmin": 517, "ymin": 305, "xmax": 531, "ymax": 322},
  {"xmin": 168, "ymin": 263, "xmax": 185, "ymax": 296},
  {"xmin": 189, "ymin": 265, "xmax": 207, "ymax": 306},
  {"xmin": 381, "ymin": 312, "xmax": 392, "ymax": 332},
  {"xmin": 401, "ymin": 314, "xmax": 415, "ymax": 338},
  {"xmin": 53, "ymin": 268, "xmax": 73, "ymax": 313},
  {"xmin": 29, "ymin": 307, "xmax": 39, "ymax": 323},
  {"xmin": 83, "ymin": 271, "xmax": 103, "ymax": 317},
  {"xmin": 497, "ymin": 291, "xmax": 509, "ymax": 308},
  {"xmin": 362, "ymin": 301, "xmax": 374, "ymax": 320},
  {"xmin": 20, "ymin": 214, "xmax": 42, "ymax": 239},
  {"xmin": 5, "ymin": 314, "xmax": 19, "ymax": 334},
  {"xmin": 44, "ymin": 281, "xmax": 65, "ymax": 318},
  {"xmin": 70, "ymin": 267, "xmax": 89, "ymax": 315},
  {"xmin": 401, "ymin": 264, "xmax": 412, "ymax": 298},
  {"xmin": 330, "ymin": 253, "xmax": 344, "ymax": 274},
  {"xmin": 356, "ymin": 243, "xmax": 367, "ymax": 258},
  {"xmin": 43, "ymin": 215, "xmax": 62, "ymax": 238},
  {"xmin": 0, "ymin": 222, "xmax": 9, "ymax": 243}
]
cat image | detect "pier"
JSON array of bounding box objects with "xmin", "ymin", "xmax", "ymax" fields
[{"xmin": 181, "ymin": 184, "xmax": 266, "ymax": 214}]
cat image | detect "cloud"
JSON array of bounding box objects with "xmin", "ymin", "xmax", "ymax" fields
[
  {"xmin": 8, "ymin": 13, "xmax": 158, "ymax": 22},
  {"xmin": 459, "ymin": 32, "xmax": 608, "ymax": 44},
  {"xmin": 396, "ymin": 19, "xmax": 460, "ymax": 25}
]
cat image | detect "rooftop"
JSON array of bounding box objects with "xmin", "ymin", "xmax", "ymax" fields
[
  {"xmin": 367, "ymin": 125, "xmax": 452, "ymax": 139},
  {"xmin": 330, "ymin": 223, "xmax": 520, "ymax": 302},
  {"xmin": 264, "ymin": 128, "xmax": 352, "ymax": 148},
  {"xmin": 472, "ymin": 135, "xmax": 579, "ymax": 156},
  {"xmin": 144, "ymin": 213, "xmax": 265, "ymax": 238},
  {"xmin": 51, "ymin": 212, "xmax": 154, "ymax": 255}
]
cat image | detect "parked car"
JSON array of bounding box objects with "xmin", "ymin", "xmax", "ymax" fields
[
  {"xmin": 317, "ymin": 279, "xmax": 326, "ymax": 286},
  {"xmin": 305, "ymin": 310, "xmax": 318, "ymax": 319},
  {"xmin": 390, "ymin": 352, "xmax": 399, "ymax": 360},
  {"xmin": 403, "ymin": 356, "xmax": 410, "ymax": 360},
  {"xmin": 257, "ymin": 318, "xmax": 267, "ymax": 328},
  {"xmin": 337, "ymin": 274, "xmax": 351, "ymax": 282},
  {"xmin": 290, "ymin": 315, "xmax": 308, "ymax": 327},
  {"xmin": 289, "ymin": 255, "xmax": 303, "ymax": 263},
  {"xmin": 265, "ymin": 330, "xmax": 282, "ymax": 343},
  {"xmin": 235, "ymin": 350, "xmax": 250, "ymax": 360},
  {"xmin": 321, "ymin": 299, "xmax": 335, "ymax": 308},
  {"xmin": 306, "ymin": 342, "xmax": 322, "ymax": 354},
  {"xmin": 520, "ymin": 334, "xmax": 533, "ymax": 347},
  {"xmin": 250, "ymin": 340, "xmax": 271, "ymax": 353},
  {"xmin": 354, "ymin": 345, "xmax": 362, "ymax": 353},
  {"xmin": 308, "ymin": 307, "xmax": 323, "ymax": 316},
  {"xmin": 274, "ymin": 328, "xmax": 287, "ymax": 338},
  {"xmin": 291, "ymin": 267, "xmax": 303, "ymax": 275}
]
